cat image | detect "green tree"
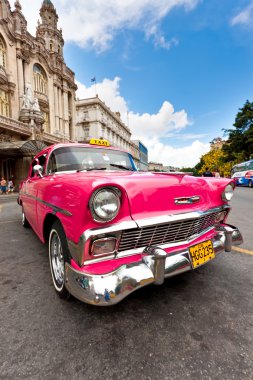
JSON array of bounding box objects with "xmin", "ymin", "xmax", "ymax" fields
[
  {"xmin": 197, "ymin": 149, "xmax": 231, "ymax": 177},
  {"xmin": 181, "ymin": 167, "xmax": 198, "ymax": 175},
  {"xmin": 223, "ymin": 100, "xmax": 253, "ymax": 162}
]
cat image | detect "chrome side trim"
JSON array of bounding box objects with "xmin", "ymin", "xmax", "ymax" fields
[
  {"xmin": 134, "ymin": 205, "xmax": 230, "ymax": 228},
  {"xmin": 19, "ymin": 191, "xmax": 72, "ymax": 216},
  {"xmin": 174, "ymin": 196, "xmax": 200, "ymax": 204}
]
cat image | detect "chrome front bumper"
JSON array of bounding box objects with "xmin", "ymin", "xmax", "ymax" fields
[{"xmin": 65, "ymin": 225, "xmax": 243, "ymax": 306}]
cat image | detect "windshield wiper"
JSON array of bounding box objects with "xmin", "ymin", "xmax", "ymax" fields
[
  {"xmin": 77, "ymin": 167, "xmax": 107, "ymax": 172},
  {"xmin": 109, "ymin": 163, "xmax": 132, "ymax": 171}
]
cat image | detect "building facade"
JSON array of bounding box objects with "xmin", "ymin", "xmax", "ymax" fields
[
  {"xmin": 148, "ymin": 161, "xmax": 164, "ymax": 172},
  {"xmin": 0, "ymin": 0, "xmax": 76, "ymax": 187},
  {"xmin": 210, "ymin": 137, "xmax": 226, "ymax": 150},
  {"xmin": 132, "ymin": 140, "xmax": 148, "ymax": 171},
  {"xmin": 76, "ymin": 96, "xmax": 140, "ymax": 165}
]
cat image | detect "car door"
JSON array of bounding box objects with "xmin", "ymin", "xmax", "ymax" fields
[{"xmin": 23, "ymin": 154, "xmax": 47, "ymax": 233}]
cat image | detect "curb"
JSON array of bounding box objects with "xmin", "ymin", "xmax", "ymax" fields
[{"xmin": 0, "ymin": 194, "xmax": 18, "ymax": 199}]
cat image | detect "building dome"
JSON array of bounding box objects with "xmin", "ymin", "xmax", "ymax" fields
[{"xmin": 42, "ymin": 0, "xmax": 54, "ymax": 8}]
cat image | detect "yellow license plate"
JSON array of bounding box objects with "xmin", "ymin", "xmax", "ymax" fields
[{"xmin": 189, "ymin": 240, "xmax": 215, "ymax": 268}]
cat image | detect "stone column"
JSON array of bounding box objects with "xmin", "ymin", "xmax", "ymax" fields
[
  {"xmin": 54, "ymin": 84, "xmax": 59, "ymax": 133},
  {"xmin": 16, "ymin": 55, "xmax": 24, "ymax": 109},
  {"xmin": 63, "ymin": 89, "xmax": 69, "ymax": 140},
  {"xmin": 58, "ymin": 87, "xmax": 63, "ymax": 134},
  {"xmin": 69, "ymin": 94, "xmax": 74, "ymax": 142},
  {"xmin": 23, "ymin": 61, "xmax": 30, "ymax": 89}
]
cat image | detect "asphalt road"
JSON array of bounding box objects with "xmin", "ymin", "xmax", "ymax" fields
[
  {"xmin": 228, "ymin": 186, "xmax": 253, "ymax": 251},
  {"xmin": 0, "ymin": 189, "xmax": 252, "ymax": 380}
]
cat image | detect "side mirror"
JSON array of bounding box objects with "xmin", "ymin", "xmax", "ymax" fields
[{"xmin": 33, "ymin": 164, "xmax": 43, "ymax": 178}]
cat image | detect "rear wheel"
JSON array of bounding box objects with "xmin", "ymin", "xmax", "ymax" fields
[
  {"xmin": 22, "ymin": 208, "xmax": 30, "ymax": 228},
  {"xmin": 249, "ymin": 179, "xmax": 253, "ymax": 188},
  {"xmin": 49, "ymin": 220, "xmax": 70, "ymax": 299}
]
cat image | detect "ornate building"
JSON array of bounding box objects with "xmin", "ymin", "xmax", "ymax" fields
[
  {"xmin": 0, "ymin": 0, "xmax": 77, "ymax": 186},
  {"xmin": 210, "ymin": 137, "xmax": 226, "ymax": 150},
  {"xmin": 76, "ymin": 96, "xmax": 140, "ymax": 167}
]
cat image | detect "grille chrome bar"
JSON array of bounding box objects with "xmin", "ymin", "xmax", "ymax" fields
[{"xmin": 118, "ymin": 210, "xmax": 223, "ymax": 252}]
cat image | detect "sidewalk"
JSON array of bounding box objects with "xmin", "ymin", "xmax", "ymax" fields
[{"xmin": 0, "ymin": 193, "xmax": 18, "ymax": 200}]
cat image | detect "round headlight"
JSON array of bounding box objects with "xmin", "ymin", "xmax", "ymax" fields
[
  {"xmin": 91, "ymin": 188, "xmax": 121, "ymax": 222},
  {"xmin": 222, "ymin": 184, "xmax": 234, "ymax": 201}
]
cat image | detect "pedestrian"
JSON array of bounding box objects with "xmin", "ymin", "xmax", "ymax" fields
[
  {"xmin": 202, "ymin": 167, "xmax": 213, "ymax": 177},
  {"xmin": 214, "ymin": 171, "xmax": 220, "ymax": 178},
  {"xmin": 0, "ymin": 177, "xmax": 7, "ymax": 194},
  {"xmin": 7, "ymin": 179, "xmax": 14, "ymax": 193}
]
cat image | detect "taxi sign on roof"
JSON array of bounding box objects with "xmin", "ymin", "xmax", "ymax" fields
[{"xmin": 89, "ymin": 138, "xmax": 110, "ymax": 147}]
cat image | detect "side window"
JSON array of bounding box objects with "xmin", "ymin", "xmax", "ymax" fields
[
  {"xmin": 38, "ymin": 154, "xmax": 47, "ymax": 173},
  {"xmin": 47, "ymin": 152, "xmax": 57, "ymax": 174}
]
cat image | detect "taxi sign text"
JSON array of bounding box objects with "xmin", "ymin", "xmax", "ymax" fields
[{"xmin": 89, "ymin": 139, "xmax": 110, "ymax": 147}]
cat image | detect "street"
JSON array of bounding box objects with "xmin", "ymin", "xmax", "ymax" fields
[{"xmin": 0, "ymin": 187, "xmax": 252, "ymax": 380}]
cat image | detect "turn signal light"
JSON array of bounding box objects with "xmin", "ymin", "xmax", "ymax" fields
[{"xmin": 91, "ymin": 237, "xmax": 117, "ymax": 256}]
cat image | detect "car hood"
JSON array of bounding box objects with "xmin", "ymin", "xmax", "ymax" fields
[{"xmin": 63, "ymin": 171, "xmax": 231, "ymax": 220}]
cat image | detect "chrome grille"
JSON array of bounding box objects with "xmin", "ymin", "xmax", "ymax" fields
[{"xmin": 118, "ymin": 211, "xmax": 221, "ymax": 252}]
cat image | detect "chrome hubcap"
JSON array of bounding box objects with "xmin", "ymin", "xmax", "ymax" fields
[{"xmin": 50, "ymin": 231, "xmax": 64, "ymax": 286}]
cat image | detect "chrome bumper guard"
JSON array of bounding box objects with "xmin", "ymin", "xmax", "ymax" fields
[{"xmin": 65, "ymin": 225, "xmax": 243, "ymax": 306}]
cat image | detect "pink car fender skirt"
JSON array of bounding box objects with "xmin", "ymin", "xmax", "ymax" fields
[{"xmin": 64, "ymin": 225, "xmax": 243, "ymax": 306}]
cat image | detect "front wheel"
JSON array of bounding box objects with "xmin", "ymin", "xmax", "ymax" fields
[
  {"xmin": 248, "ymin": 179, "xmax": 253, "ymax": 188},
  {"xmin": 49, "ymin": 220, "xmax": 70, "ymax": 299}
]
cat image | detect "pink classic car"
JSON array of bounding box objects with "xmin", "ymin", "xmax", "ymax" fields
[{"xmin": 18, "ymin": 140, "xmax": 243, "ymax": 305}]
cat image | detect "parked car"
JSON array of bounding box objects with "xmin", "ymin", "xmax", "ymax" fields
[
  {"xmin": 18, "ymin": 139, "xmax": 243, "ymax": 305},
  {"xmin": 231, "ymin": 160, "xmax": 253, "ymax": 187}
]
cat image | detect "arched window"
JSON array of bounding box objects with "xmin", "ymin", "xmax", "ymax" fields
[
  {"xmin": 0, "ymin": 35, "xmax": 6, "ymax": 68},
  {"xmin": 33, "ymin": 64, "xmax": 47, "ymax": 95},
  {"xmin": 0, "ymin": 89, "xmax": 9, "ymax": 117},
  {"xmin": 50, "ymin": 40, "xmax": 54, "ymax": 52}
]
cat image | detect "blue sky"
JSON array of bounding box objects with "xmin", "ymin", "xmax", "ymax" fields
[{"xmin": 11, "ymin": 0, "xmax": 253, "ymax": 167}]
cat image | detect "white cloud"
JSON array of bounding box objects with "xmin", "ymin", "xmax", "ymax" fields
[
  {"xmin": 166, "ymin": 132, "xmax": 207, "ymax": 140},
  {"xmin": 128, "ymin": 101, "xmax": 189, "ymax": 138},
  {"xmin": 76, "ymin": 77, "xmax": 189, "ymax": 138},
  {"xmin": 231, "ymin": 1, "xmax": 253, "ymax": 26},
  {"xmin": 76, "ymin": 77, "xmax": 208, "ymax": 167},
  {"xmin": 144, "ymin": 138, "xmax": 210, "ymax": 168},
  {"xmin": 9, "ymin": 0, "xmax": 199, "ymax": 51},
  {"xmin": 146, "ymin": 25, "xmax": 179, "ymax": 50}
]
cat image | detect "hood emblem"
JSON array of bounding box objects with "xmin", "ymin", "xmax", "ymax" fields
[{"xmin": 174, "ymin": 196, "xmax": 200, "ymax": 205}]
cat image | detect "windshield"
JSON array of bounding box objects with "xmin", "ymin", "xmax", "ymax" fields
[{"xmin": 47, "ymin": 146, "xmax": 136, "ymax": 173}]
